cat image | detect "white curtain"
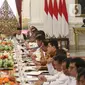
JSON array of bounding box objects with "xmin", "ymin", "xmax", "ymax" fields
[
  {"xmin": 0, "ymin": 0, "xmax": 5, "ymax": 8},
  {"xmin": 0, "ymin": 0, "xmax": 18, "ymax": 17},
  {"xmin": 7, "ymin": 0, "xmax": 18, "ymax": 16}
]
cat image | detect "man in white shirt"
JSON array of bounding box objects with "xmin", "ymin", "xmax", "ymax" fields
[
  {"xmin": 35, "ymin": 54, "xmax": 67, "ymax": 85},
  {"xmin": 42, "ymin": 57, "xmax": 72, "ymax": 85},
  {"xmin": 35, "ymin": 57, "xmax": 85, "ymax": 85},
  {"xmin": 77, "ymin": 68, "xmax": 85, "ymax": 85},
  {"xmin": 68, "ymin": 57, "xmax": 85, "ymax": 85},
  {"xmin": 31, "ymin": 34, "xmax": 46, "ymax": 62}
]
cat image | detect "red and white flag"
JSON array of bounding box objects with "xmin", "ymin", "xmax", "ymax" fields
[
  {"xmin": 61, "ymin": 0, "xmax": 69, "ymax": 37},
  {"xmin": 53, "ymin": 0, "xmax": 59, "ymax": 37},
  {"xmin": 44, "ymin": 0, "xmax": 49, "ymax": 34},
  {"xmin": 48, "ymin": 0, "xmax": 53, "ymax": 36},
  {"xmin": 44, "ymin": 0, "xmax": 69, "ymax": 37}
]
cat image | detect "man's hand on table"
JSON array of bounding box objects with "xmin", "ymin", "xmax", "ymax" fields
[{"xmin": 38, "ymin": 75, "xmax": 47, "ymax": 82}]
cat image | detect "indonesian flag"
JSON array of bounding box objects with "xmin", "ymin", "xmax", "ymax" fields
[
  {"xmin": 61, "ymin": 0, "xmax": 69, "ymax": 37},
  {"xmin": 44, "ymin": 0, "xmax": 69, "ymax": 37},
  {"xmin": 53, "ymin": 0, "xmax": 59, "ymax": 37},
  {"xmin": 44, "ymin": 0, "xmax": 49, "ymax": 34},
  {"xmin": 48, "ymin": 0, "xmax": 53, "ymax": 36}
]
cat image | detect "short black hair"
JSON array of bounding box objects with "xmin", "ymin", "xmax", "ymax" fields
[
  {"xmin": 36, "ymin": 34, "xmax": 45, "ymax": 41},
  {"xmin": 36, "ymin": 30, "xmax": 45, "ymax": 37},
  {"xmin": 57, "ymin": 49, "xmax": 67, "ymax": 56},
  {"xmin": 49, "ymin": 37, "xmax": 59, "ymax": 49},
  {"xmin": 31, "ymin": 26, "xmax": 38, "ymax": 32},
  {"xmin": 83, "ymin": 19, "xmax": 85, "ymax": 24},
  {"xmin": 63, "ymin": 58, "xmax": 72, "ymax": 69},
  {"xmin": 42, "ymin": 39, "xmax": 49, "ymax": 47},
  {"xmin": 53, "ymin": 54, "xmax": 67, "ymax": 64},
  {"xmin": 70, "ymin": 57, "xmax": 85, "ymax": 70},
  {"xmin": 77, "ymin": 68, "xmax": 85, "ymax": 81},
  {"xmin": 77, "ymin": 67, "xmax": 85, "ymax": 74}
]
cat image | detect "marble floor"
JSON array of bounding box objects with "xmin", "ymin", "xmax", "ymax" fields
[
  {"xmin": 70, "ymin": 46, "xmax": 85, "ymax": 57},
  {"xmin": 70, "ymin": 50, "xmax": 85, "ymax": 57}
]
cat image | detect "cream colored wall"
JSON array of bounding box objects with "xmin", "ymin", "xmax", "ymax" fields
[
  {"xmin": 22, "ymin": 0, "xmax": 85, "ymax": 45},
  {"xmin": 28, "ymin": 0, "xmax": 44, "ymax": 30},
  {"xmin": 22, "ymin": 0, "xmax": 30, "ymax": 28}
]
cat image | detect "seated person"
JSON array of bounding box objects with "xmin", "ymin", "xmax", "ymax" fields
[
  {"xmin": 46, "ymin": 37, "xmax": 59, "ymax": 58},
  {"xmin": 31, "ymin": 34, "xmax": 46, "ymax": 64},
  {"xmin": 31, "ymin": 37, "xmax": 58, "ymax": 64},
  {"xmin": 82, "ymin": 19, "xmax": 85, "ymax": 27},
  {"xmin": 31, "ymin": 39, "xmax": 49, "ymax": 65},
  {"xmin": 44, "ymin": 57, "xmax": 72, "ymax": 85},
  {"xmin": 31, "ymin": 37, "xmax": 69, "ymax": 72},
  {"xmin": 26, "ymin": 30, "xmax": 46, "ymax": 56},
  {"xmin": 68, "ymin": 57, "xmax": 85, "ymax": 85},
  {"xmin": 27, "ymin": 26, "xmax": 38, "ymax": 41},
  {"xmin": 39, "ymin": 39, "xmax": 49, "ymax": 66},
  {"xmin": 77, "ymin": 67, "xmax": 85, "ymax": 85},
  {"xmin": 35, "ymin": 54, "xmax": 67, "ymax": 85},
  {"xmin": 32, "ymin": 37, "xmax": 67, "ymax": 68}
]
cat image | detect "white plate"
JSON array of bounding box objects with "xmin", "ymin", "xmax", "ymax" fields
[
  {"xmin": 16, "ymin": 78, "xmax": 21, "ymax": 81},
  {"xmin": 26, "ymin": 71, "xmax": 42, "ymax": 76},
  {"xmin": 24, "ymin": 66, "xmax": 36, "ymax": 70},
  {"xmin": 29, "ymin": 62, "xmax": 35, "ymax": 66},
  {"xmin": 26, "ymin": 76, "xmax": 38, "ymax": 81}
]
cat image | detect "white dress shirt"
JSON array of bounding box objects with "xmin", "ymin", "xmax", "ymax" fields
[
  {"xmin": 43, "ymin": 63, "xmax": 63, "ymax": 85},
  {"xmin": 47, "ymin": 63, "xmax": 58, "ymax": 75},
  {"xmin": 49, "ymin": 73, "xmax": 69, "ymax": 85},
  {"xmin": 43, "ymin": 73, "xmax": 69, "ymax": 85},
  {"xmin": 68, "ymin": 76, "xmax": 76, "ymax": 85},
  {"xmin": 33, "ymin": 48, "xmax": 45, "ymax": 61},
  {"xmin": 43, "ymin": 63, "xmax": 71, "ymax": 85},
  {"xmin": 46, "ymin": 63, "xmax": 62, "ymax": 81},
  {"xmin": 16, "ymin": 34, "xmax": 24, "ymax": 41}
]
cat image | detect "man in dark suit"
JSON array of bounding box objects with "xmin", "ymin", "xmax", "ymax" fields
[{"xmin": 82, "ymin": 19, "xmax": 85, "ymax": 27}]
